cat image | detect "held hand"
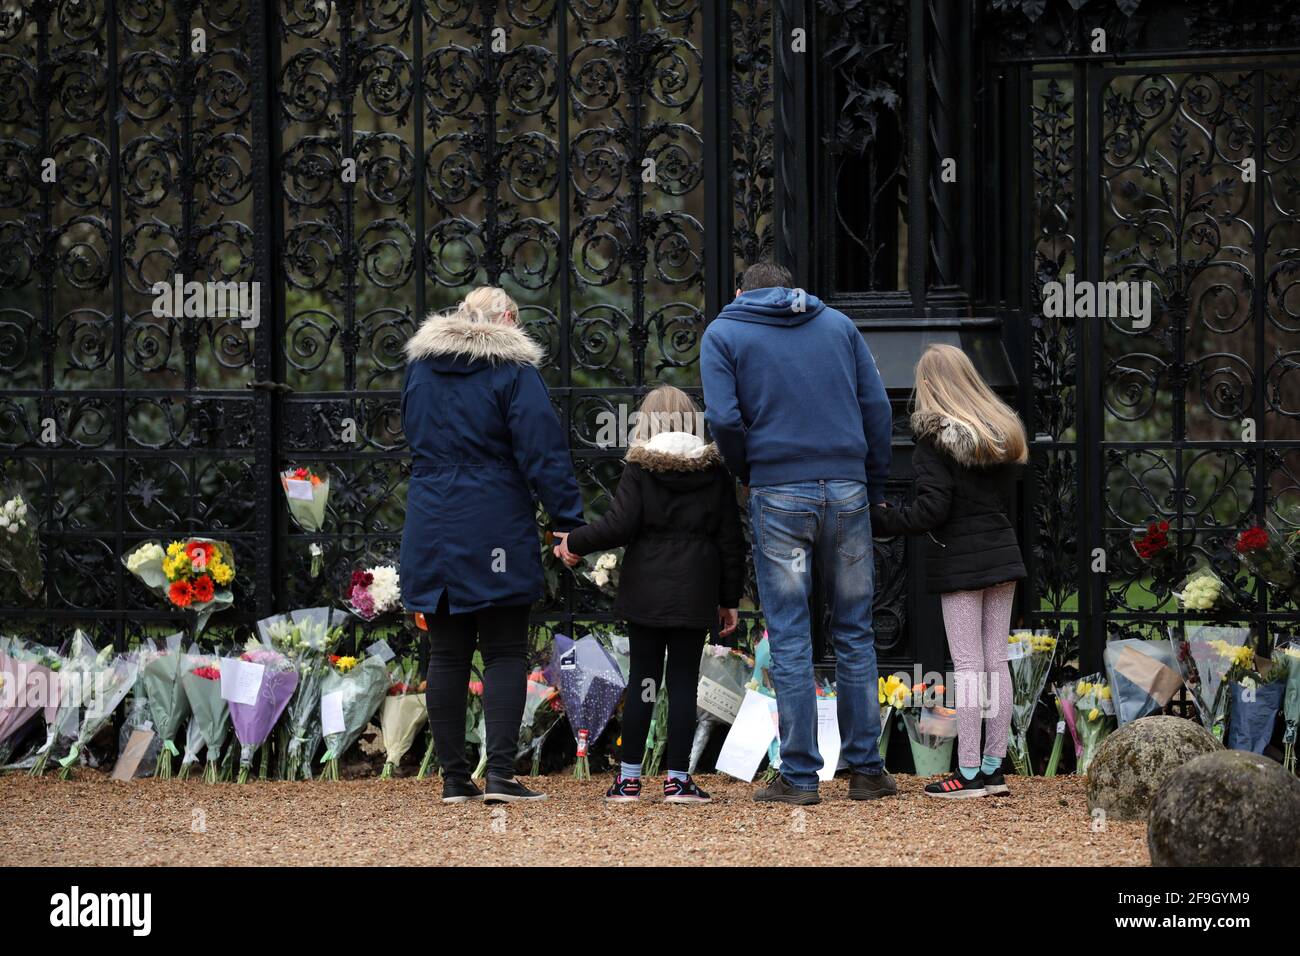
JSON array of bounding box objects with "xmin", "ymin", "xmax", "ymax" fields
[{"xmin": 718, "ymin": 607, "xmax": 738, "ymax": 637}]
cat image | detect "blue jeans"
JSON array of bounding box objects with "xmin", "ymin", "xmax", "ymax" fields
[{"xmin": 749, "ymin": 480, "xmax": 884, "ymax": 790}]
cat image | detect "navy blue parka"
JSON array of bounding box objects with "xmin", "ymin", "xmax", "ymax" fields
[{"xmin": 400, "ymin": 314, "xmax": 584, "ymax": 614}]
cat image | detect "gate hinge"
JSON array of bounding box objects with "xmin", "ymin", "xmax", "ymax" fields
[{"xmin": 247, "ymin": 380, "xmax": 294, "ymax": 394}]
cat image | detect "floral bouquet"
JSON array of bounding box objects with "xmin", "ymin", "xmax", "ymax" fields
[
  {"xmin": 1175, "ymin": 624, "xmax": 1252, "ymax": 741},
  {"xmin": 1066, "ymin": 674, "xmax": 1114, "ymax": 775},
  {"xmin": 1235, "ymin": 524, "xmax": 1300, "ymax": 607},
  {"xmin": 1174, "ymin": 563, "xmax": 1228, "ymax": 614},
  {"xmin": 281, "ymin": 465, "xmax": 330, "ymax": 578},
  {"xmin": 257, "ymin": 607, "xmax": 346, "ymax": 780},
  {"xmin": 518, "ymin": 669, "xmax": 564, "ymax": 776},
  {"xmin": 0, "ymin": 637, "xmax": 51, "ymax": 764},
  {"xmin": 379, "ymin": 656, "xmax": 427, "ymax": 778},
  {"xmin": 551, "ymin": 633, "xmax": 627, "ymax": 780},
  {"xmin": 180, "ymin": 652, "xmax": 231, "ymax": 783},
  {"xmin": 227, "ymin": 645, "xmax": 299, "ymax": 783},
  {"xmin": 1132, "ymin": 519, "xmax": 1175, "ymax": 574},
  {"xmin": 688, "ymin": 644, "xmax": 753, "ymax": 773},
  {"xmin": 581, "ymin": 549, "xmax": 622, "ymax": 596},
  {"xmin": 1226, "ymin": 654, "xmax": 1288, "ymax": 755},
  {"xmin": 896, "ymin": 680, "xmax": 956, "ymax": 776},
  {"xmin": 467, "ymin": 676, "xmax": 489, "ymax": 779},
  {"xmin": 1007, "ymin": 629, "xmax": 1057, "ymax": 775},
  {"xmin": 123, "ymin": 538, "xmax": 236, "ymax": 633},
  {"xmin": 139, "ymin": 634, "xmax": 192, "ymax": 778},
  {"xmin": 29, "ymin": 632, "xmax": 101, "ymax": 776},
  {"xmin": 343, "ymin": 562, "xmax": 401, "ymax": 621},
  {"xmin": 58, "ymin": 649, "xmax": 142, "ymax": 779},
  {"xmin": 0, "ymin": 489, "xmax": 42, "ymax": 599},
  {"xmin": 878, "ymin": 673, "xmax": 910, "ymax": 762},
  {"xmin": 318, "ymin": 652, "xmax": 388, "ymax": 780},
  {"xmin": 1104, "ymin": 636, "xmax": 1180, "ymax": 724},
  {"xmin": 1279, "ymin": 642, "xmax": 1300, "ymax": 773}
]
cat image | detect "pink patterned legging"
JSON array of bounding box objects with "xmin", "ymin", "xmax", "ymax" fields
[{"xmin": 940, "ymin": 581, "xmax": 1017, "ymax": 768}]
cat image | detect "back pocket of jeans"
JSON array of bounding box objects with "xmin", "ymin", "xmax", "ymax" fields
[
  {"xmin": 759, "ymin": 505, "xmax": 816, "ymax": 562},
  {"xmin": 836, "ymin": 504, "xmax": 871, "ymax": 563}
]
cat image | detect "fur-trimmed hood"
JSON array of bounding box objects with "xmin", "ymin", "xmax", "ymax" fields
[
  {"xmin": 626, "ymin": 431, "xmax": 723, "ymax": 473},
  {"xmin": 910, "ymin": 410, "xmax": 982, "ymax": 468},
  {"xmin": 404, "ymin": 314, "xmax": 544, "ymax": 367}
]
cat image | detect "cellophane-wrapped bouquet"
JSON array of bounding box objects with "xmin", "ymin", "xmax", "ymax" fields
[
  {"xmin": 343, "ymin": 562, "xmax": 401, "ymax": 622},
  {"xmin": 1234, "ymin": 524, "xmax": 1300, "ymax": 607},
  {"xmin": 379, "ymin": 656, "xmax": 427, "ymax": 778},
  {"xmin": 58, "ymin": 648, "xmax": 142, "ymax": 779},
  {"xmin": 177, "ymin": 715, "xmax": 205, "ymax": 780},
  {"xmin": 123, "ymin": 537, "xmax": 236, "ymax": 632},
  {"xmin": 1062, "ymin": 673, "xmax": 1115, "ymax": 775},
  {"xmin": 1278, "ymin": 641, "xmax": 1300, "ymax": 773},
  {"xmin": 29, "ymin": 632, "xmax": 101, "ymax": 776},
  {"xmin": 0, "ymin": 488, "xmax": 42, "ymax": 599},
  {"xmin": 318, "ymin": 652, "xmax": 388, "ymax": 780},
  {"xmin": 180, "ymin": 651, "xmax": 231, "ymax": 783},
  {"xmin": 550, "ymin": 634, "xmax": 627, "ymax": 780},
  {"xmin": 518, "ymin": 669, "xmax": 563, "ymax": 776},
  {"xmin": 1175, "ymin": 563, "xmax": 1229, "ymax": 613},
  {"xmin": 280, "ymin": 465, "xmax": 330, "ymax": 577},
  {"xmin": 0, "ymin": 636, "xmax": 56, "ymax": 765},
  {"xmin": 1007, "ymin": 629, "xmax": 1057, "ymax": 776},
  {"xmin": 139, "ymin": 633, "xmax": 192, "ymax": 778},
  {"xmin": 257, "ymin": 607, "xmax": 346, "ymax": 780},
  {"xmin": 1176, "ymin": 624, "xmax": 1252, "ymax": 741},
  {"xmin": 227, "ymin": 645, "xmax": 299, "ymax": 783}
]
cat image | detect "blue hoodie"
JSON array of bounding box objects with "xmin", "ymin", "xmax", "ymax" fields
[{"xmin": 700, "ymin": 287, "xmax": 893, "ymax": 503}]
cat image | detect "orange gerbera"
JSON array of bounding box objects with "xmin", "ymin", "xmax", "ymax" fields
[
  {"xmin": 185, "ymin": 540, "xmax": 216, "ymax": 570},
  {"xmin": 191, "ymin": 574, "xmax": 215, "ymax": 603},
  {"xmin": 169, "ymin": 579, "xmax": 194, "ymax": 607}
]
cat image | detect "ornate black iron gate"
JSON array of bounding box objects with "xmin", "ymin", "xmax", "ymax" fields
[
  {"xmin": 2, "ymin": 0, "xmax": 1298, "ymax": 675},
  {"xmin": 0, "ymin": 0, "xmax": 776, "ymax": 653}
]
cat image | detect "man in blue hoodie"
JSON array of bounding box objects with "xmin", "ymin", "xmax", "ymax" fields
[{"xmin": 701, "ymin": 260, "xmax": 896, "ymax": 804}]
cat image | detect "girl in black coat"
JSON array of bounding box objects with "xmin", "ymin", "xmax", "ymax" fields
[
  {"xmin": 553, "ymin": 385, "xmax": 747, "ymax": 804},
  {"xmin": 871, "ymin": 344, "xmax": 1028, "ymax": 800}
]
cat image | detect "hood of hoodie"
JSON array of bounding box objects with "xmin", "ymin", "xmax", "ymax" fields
[
  {"xmin": 404, "ymin": 314, "xmax": 544, "ymax": 374},
  {"xmin": 626, "ymin": 431, "xmax": 724, "ymax": 490},
  {"xmin": 715, "ymin": 286, "xmax": 826, "ymax": 327}
]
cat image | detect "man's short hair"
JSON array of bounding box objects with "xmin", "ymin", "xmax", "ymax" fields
[{"xmin": 738, "ymin": 260, "xmax": 793, "ymax": 292}]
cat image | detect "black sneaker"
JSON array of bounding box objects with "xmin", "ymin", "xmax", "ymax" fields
[
  {"xmin": 484, "ymin": 775, "xmax": 548, "ymax": 803},
  {"xmin": 982, "ymin": 770, "xmax": 1010, "ymax": 796},
  {"xmin": 923, "ymin": 771, "xmax": 987, "ymax": 799},
  {"xmin": 441, "ymin": 776, "xmax": 484, "ymax": 804},
  {"xmin": 848, "ymin": 770, "xmax": 898, "ymax": 801},
  {"xmin": 664, "ymin": 775, "xmax": 712, "ymax": 804},
  {"xmin": 605, "ymin": 774, "xmax": 642, "ymax": 803},
  {"xmin": 753, "ymin": 774, "xmax": 821, "ymax": 805}
]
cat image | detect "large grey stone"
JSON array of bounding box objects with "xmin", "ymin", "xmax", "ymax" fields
[
  {"xmin": 1148, "ymin": 750, "xmax": 1300, "ymax": 866},
  {"xmin": 1085, "ymin": 715, "xmax": 1221, "ymax": 821}
]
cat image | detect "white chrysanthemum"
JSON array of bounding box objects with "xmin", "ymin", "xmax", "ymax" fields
[
  {"xmin": 592, "ymin": 569, "xmax": 610, "ymax": 588},
  {"xmin": 595, "ymin": 552, "xmax": 618, "ymax": 572},
  {"xmin": 368, "ymin": 564, "xmax": 401, "ymax": 612},
  {"xmin": 126, "ymin": 542, "xmax": 165, "ymax": 573}
]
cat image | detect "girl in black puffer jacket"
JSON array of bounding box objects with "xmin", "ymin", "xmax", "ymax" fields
[
  {"xmin": 553, "ymin": 385, "xmax": 747, "ymax": 805},
  {"xmin": 871, "ymin": 344, "xmax": 1027, "ymax": 800}
]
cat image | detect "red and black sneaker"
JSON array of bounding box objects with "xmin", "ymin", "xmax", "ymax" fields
[
  {"xmin": 664, "ymin": 775, "xmax": 712, "ymax": 804},
  {"xmin": 605, "ymin": 774, "xmax": 642, "ymax": 803},
  {"xmin": 923, "ymin": 771, "xmax": 987, "ymax": 799}
]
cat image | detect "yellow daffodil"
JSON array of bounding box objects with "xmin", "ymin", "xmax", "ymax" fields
[{"xmin": 1088, "ymin": 708, "xmax": 1100, "ymax": 721}]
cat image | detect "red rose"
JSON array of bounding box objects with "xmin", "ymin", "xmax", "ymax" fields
[{"xmin": 1235, "ymin": 526, "xmax": 1269, "ymax": 553}]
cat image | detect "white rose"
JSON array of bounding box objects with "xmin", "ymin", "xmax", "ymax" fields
[{"xmin": 592, "ymin": 569, "xmax": 610, "ymax": 588}]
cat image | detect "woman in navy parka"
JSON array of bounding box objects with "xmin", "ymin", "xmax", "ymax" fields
[{"xmin": 401, "ymin": 287, "xmax": 583, "ymax": 804}]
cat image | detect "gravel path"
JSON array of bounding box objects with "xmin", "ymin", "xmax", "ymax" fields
[{"xmin": 0, "ymin": 772, "xmax": 1148, "ymax": 866}]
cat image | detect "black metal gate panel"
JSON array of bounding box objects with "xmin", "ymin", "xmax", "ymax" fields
[{"xmin": 0, "ymin": 0, "xmax": 782, "ymax": 651}]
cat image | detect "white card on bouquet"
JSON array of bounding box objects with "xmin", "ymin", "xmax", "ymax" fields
[
  {"xmin": 816, "ymin": 697, "xmax": 840, "ymax": 782},
  {"xmin": 220, "ymin": 658, "xmax": 264, "ymax": 706},
  {"xmin": 320, "ymin": 690, "xmax": 346, "ymax": 735},
  {"xmin": 715, "ymin": 689, "xmax": 778, "ymax": 782},
  {"xmin": 284, "ymin": 478, "xmax": 315, "ymax": 501}
]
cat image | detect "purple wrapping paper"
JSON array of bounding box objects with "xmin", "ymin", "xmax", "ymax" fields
[
  {"xmin": 551, "ymin": 634, "xmax": 626, "ymax": 743},
  {"xmin": 228, "ymin": 665, "xmax": 299, "ymax": 751}
]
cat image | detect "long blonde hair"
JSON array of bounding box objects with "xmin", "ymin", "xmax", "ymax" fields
[
  {"xmin": 631, "ymin": 385, "xmax": 705, "ymax": 446},
  {"xmin": 913, "ymin": 344, "xmax": 1028, "ymax": 465},
  {"xmin": 454, "ymin": 286, "xmax": 520, "ymax": 326}
]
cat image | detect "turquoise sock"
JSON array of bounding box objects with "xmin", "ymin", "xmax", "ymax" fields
[
  {"xmin": 959, "ymin": 765, "xmax": 980, "ymax": 781},
  {"xmin": 981, "ymin": 754, "xmax": 1001, "ymax": 775},
  {"xmin": 667, "ymin": 769, "xmax": 689, "ymax": 782}
]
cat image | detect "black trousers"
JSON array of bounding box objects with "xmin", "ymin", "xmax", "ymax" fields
[
  {"xmin": 424, "ymin": 597, "xmax": 530, "ymax": 781},
  {"xmin": 620, "ymin": 623, "xmax": 707, "ymax": 773}
]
